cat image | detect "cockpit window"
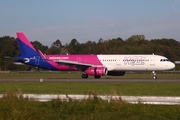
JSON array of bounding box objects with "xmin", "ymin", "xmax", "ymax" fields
[{"xmin": 160, "ymin": 59, "xmax": 169, "ymax": 62}]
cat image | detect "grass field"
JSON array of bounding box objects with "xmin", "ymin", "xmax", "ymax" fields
[
  {"xmin": 0, "ymin": 72, "xmax": 180, "ymax": 119},
  {"xmin": 1, "ymin": 93, "xmax": 180, "ymax": 120},
  {"xmin": 0, "ymin": 72, "xmax": 180, "ymax": 95},
  {"xmin": 1, "ymin": 82, "xmax": 180, "ymax": 96}
]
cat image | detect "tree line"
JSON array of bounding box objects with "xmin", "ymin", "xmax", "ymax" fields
[{"xmin": 0, "ymin": 34, "xmax": 180, "ymax": 71}]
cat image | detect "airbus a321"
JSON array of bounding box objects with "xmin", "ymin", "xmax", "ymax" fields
[{"xmin": 14, "ymin": 32, "xmax": 175, "ymax": 79}]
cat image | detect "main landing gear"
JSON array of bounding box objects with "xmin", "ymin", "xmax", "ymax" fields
[
  {"xmin": 152, "ymin": 71, "xmax": 157, "ymax": 79},
  {"xmin": 94, "ymin": 75, "xmax": 101, "ymax": 79},
  {"xmin": 81, "ymin": 73, "xmax": 101, "ymax": 79},
  {"xmin": 82, "ymin": 73, "xmax": 88, "ymax": 79}
]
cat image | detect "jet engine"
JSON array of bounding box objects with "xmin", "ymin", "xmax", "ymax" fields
[
  {"xmin": 86, "ymin": 67, "xmax": 108, "ymax": 76},
  {"xmin": 107, "ymin": 71, "xmax": 126, "ymax": 76}
]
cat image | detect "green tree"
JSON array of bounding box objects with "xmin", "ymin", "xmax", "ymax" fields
[
  {"xmin": 67, "ymin": 39, "xmax": 80, "ymax": 54},
  {"xmin": 31, "ymin": 41, "xmax": 48, "ymax": 53},
  {"xmin": 46, "ymin": 39, "xmax": 67, "ymax": 54},
  {"xmin": 51, "ymin": 39, "xmax": 62, "ymax": 48}
]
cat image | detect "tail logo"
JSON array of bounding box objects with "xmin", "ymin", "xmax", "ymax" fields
[{"xmin": 24, "ymin": 58, "xmax": 30, "ymax": 63}]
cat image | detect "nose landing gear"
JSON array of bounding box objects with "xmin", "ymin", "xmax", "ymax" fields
[{"xmin": 152, "ymin": 71, "xmax": 157, "ymax": 79}]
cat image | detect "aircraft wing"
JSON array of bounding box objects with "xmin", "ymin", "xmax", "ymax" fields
[
  {"xmin": 52, "ymin": 59, "xmax": 102, "ymax": 71},
  {"xmin": 38, "ymin": 49, "xmax": 102, "ymax": 70},
  {"xmin": 54, "ymin": 59, "xmax": 91, "ymax": 66}
]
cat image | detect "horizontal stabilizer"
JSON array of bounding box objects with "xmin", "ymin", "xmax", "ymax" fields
[{"xmin": 14, "ymin": 62, "xmax": 25, "ymax": 65}]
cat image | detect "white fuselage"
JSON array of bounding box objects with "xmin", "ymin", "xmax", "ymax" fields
[{"xmin": 97, "ymin": 54, "xmax": 175, "ymax": 71}]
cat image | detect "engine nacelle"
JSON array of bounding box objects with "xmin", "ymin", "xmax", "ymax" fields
[
  {"xmin": 107, "ymin": 71, "xmax": 126, "ymax": 76},
  {"xmin": 86, "ymin": 67, "xmax": 108, "ymax": 76}
]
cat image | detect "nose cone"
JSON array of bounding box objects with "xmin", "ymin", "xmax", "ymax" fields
[{"xmin": 169, "ymin": 62, "xmax": 175, "ymax": 69}]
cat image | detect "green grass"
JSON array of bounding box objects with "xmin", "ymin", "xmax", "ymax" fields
[
  {"xmin": 1, "ymin": 82, "xmax": 180, "ymax": 96},
  {"xmin": 0, "ymin": 92, "xmax": 180, "ymax": 120},
  {"xmin": 0, "ymin": 72, "xmax": 180, "ymax": 119},
  {"xmin": 0, "ymin": 72, "xmax": 180, "ymax": 95}
]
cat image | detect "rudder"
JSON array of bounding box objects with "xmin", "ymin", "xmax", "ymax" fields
[{"xmin": 17, "ymin": 32, "xmax": 39, "ymax": 56}]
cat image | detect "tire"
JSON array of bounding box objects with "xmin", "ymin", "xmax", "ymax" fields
[{"xmin": 82, "ymin": 73, "xmax": 88, "ymax": 79}]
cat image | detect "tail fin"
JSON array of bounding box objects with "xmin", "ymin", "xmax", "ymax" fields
[
  {"xmin": 17, "ymin": 32, "xmax": 39, "ymax": 56},
  {"xmin": 37, "ymin": 49, "xmax": 47, "ymax": 59}
]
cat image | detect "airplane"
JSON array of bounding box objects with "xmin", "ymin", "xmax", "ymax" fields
[{"xmin": 14, "ymin": 32, "xmax": 175, "ymax": 79}]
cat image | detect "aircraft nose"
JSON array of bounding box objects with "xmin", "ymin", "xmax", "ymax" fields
[{"xmin": 170, "ymin": 62, "xmax": 175, "ymax": 69}]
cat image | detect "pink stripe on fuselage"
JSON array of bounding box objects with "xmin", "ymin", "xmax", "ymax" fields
[
  {"xmin": 17, "ymin": 32, "xmax": 36, "ymax": 51},
  {"xmin": 45, "ymin": 54, "xmax": 102, "ymax": 65}
]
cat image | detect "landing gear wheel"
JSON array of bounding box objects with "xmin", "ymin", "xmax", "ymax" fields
[
  {"xmin": 94, "ymin": 75, "xmax": 101, "ymax": 79},
  {"xmin": 152, "ymin": 71, "xmax": 157, "ymax": 79},
  {"xmin": 82, "ymin": 73, "xmax": 88, "ymax": 79}
]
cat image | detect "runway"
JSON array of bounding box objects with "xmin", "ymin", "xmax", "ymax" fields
[{"xmin": 0, "ymin": 78, "xmax": 180, "ymax": 82}]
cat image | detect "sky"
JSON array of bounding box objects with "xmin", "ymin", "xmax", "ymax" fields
[{"xmin": 0, "ymin": 0, "xmax": 180, "ymax": 46}]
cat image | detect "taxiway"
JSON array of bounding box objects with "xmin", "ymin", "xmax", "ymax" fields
[{"xmin": 0, "ymin": 78, "xmax": 180, "ymax": 82}]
